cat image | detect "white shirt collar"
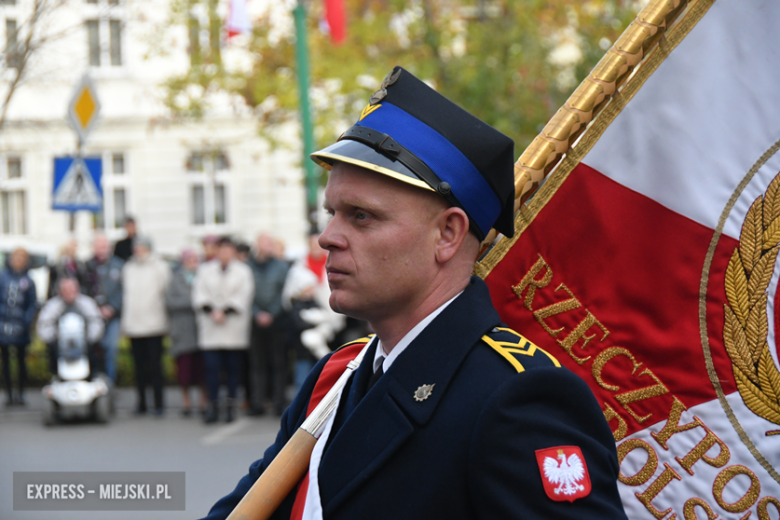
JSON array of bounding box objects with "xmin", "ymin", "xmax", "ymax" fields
[{"xmin": 372, "ymin": 291, "xmax": 463, "ymax": 373}]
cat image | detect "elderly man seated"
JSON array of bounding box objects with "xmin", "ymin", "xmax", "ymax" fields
[{"xmin": 37, "ymin": 277, "xmax": 104, "ymax": 379}]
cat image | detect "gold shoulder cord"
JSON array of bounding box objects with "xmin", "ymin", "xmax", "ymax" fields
[{"xmin": 334, "ymin": 335, "xmax": 375, "ymax": 352}]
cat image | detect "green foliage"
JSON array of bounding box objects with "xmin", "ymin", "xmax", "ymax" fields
[
  {"xmin": 6, "ymin": 337, "xmax": 177, "ymax": 389},
  {"xmin": 160, "ymin": 0, "xmax": 229, "ymax": 118},
  {"xmin": 21, "ymin": 340, "xmax": 49, "ymax": 386},
  {"xmin": 161, "ymin": 0, "xmax": 640, "ymax": 155}
]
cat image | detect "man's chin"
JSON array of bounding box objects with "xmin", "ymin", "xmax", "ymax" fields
[
  {"xmin": 328, "ymin": 292, "xmax": 364, "ymax": 321},
  {"xmin": 328, "ymin": 292, "xmax": 349, "ymax": 315}
]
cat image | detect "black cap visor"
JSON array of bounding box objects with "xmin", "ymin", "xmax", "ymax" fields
[{"xmin": 311, "ymin": 139, "xmax": 434, "ymax": 192}]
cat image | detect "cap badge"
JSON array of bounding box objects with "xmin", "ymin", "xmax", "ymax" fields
[
  {"xmin": 414, "ymin": 384, "xmax": 435, "ymax": 402},
  {"xmin": 535, "ymin": 446, "xmax": 592, "ymax": 502},
  {"xmin": 359, "ymin": 103, "xmax": 382, "ymax": 122},
  {"xmin": 369, "ymin": 68, "xmax": 402, "ymax": 105}
]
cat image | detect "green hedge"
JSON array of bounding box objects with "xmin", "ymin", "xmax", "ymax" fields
[{"xmin": 3, "ymin": 337, "xmax": 177, "ymax": 388}]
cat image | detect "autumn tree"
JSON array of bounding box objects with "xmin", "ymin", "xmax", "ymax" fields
[{"xmin": 162, "ymin": 0, "xmax": 639, "ymax": 153}]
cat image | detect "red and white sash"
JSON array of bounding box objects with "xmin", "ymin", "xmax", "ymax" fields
[{"xmin": 289, "ymin": 339, "xmax": 371, "ymax": 520}]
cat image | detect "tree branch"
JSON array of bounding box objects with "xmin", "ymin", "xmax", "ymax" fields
[{"xmin": 0, "ymin": 0, "xmax": 71, "ymax": 131}]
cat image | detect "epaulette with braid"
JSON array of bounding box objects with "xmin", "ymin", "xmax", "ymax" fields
[{"xmin": 482, "ymin": 327, "xmax": 561, "ymax": 373}]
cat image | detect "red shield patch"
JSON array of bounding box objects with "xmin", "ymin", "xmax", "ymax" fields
[{"xmin": 535, "ymin": 446, "xmax": 592, "ymax": 502}]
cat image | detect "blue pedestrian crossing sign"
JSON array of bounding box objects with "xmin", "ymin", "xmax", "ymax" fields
[{"xmin": 53, "ymin": 156, "xmax": 102, "ymax": 211}]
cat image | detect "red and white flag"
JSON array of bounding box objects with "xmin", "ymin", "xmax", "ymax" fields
[
  {"xmin": 482, "ymin": 0, "xmax": 780, "ymax": 518},
  {"xmin": 226, "ymin": 0, "xmax": 251, "ymax": 39}
]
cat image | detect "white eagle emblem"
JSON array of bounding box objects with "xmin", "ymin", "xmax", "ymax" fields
[{"xmin": 543, "ymin": 450, "xmax": 586, "ymax": 496}]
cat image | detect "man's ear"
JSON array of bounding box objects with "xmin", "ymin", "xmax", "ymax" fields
[{"xmin": 435, "ymin": 207, "xmax": 470, "ymax": 264}]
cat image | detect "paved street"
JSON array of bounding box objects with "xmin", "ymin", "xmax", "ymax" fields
[{"xmin": 0, "ymin": 387, "xmax": 284, "ymax": 520}]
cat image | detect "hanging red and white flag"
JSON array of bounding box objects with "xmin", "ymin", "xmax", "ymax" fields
[
  {"xmin": 226, "ymin": 0, "xmax": 251, "ymax": 39},
  {"xmin": 480, "ymin": 0, "xmax": 780, "ymax": 518}
]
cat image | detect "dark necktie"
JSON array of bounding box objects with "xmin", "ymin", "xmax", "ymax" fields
[
  {"xmin": 366, "ymin": 361, "xmax": 384, "ymax": 393},
  {"xmin": 324, "ymin": 355, "xmax": 383, "ymax": 452}
]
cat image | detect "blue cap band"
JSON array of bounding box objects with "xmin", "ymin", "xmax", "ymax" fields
[{"xmin": 357, "ymin": 103, "xmax": 501, "ymax": 237}]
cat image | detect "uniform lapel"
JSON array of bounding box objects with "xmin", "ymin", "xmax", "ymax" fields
[
  {"xmin": 323, "ymin": 338, "xmax": 378, "ymax": 452},
  {"xmin": 318, "ymin": 277, "xmax": 502, "ymax": 515}
]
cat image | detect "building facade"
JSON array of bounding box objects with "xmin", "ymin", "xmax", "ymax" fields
[{"xmin": 0, "ymin": 0, "xmax": 309, "ymax": 266}]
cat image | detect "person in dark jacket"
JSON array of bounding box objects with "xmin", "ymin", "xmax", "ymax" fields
[
  {"xmin": 82, "ymin": 234, "xmax": 124, "ymax": 382},
  {"xmin": 0, "ymin": 248, "xmax": 36, "ymax": 406},
  {"xmin": 113, "ymin": 216, "xmax": 136, "ymax": 262},
  {"xmin": 247, "ymin": 233, "xmax": 291, "ymax": 416},
  {"xmin": 165, "ymin": 249, "xmax": 204, "ymax": 417}
]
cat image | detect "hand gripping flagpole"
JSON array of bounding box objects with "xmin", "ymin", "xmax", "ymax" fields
[
  {"xmin": 476, "ymin": 0, "xmax": 711, "ymax": 262},
  {"xmin": 226, "ymin": 343, "xmax": 371, "ymax": 520}
]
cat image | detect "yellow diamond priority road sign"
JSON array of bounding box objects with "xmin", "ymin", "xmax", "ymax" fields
[{"xmin": 68, "ymin": 75, "xmax": 101, "ymax": 144}]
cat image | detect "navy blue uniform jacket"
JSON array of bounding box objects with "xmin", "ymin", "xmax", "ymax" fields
[{"xmin": 203, "ymin": 277, "xmax": 627, "ymax": 519}]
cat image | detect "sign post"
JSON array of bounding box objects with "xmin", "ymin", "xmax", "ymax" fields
[{"xmin": 61, "ymin": 74, "xmax": 102, "ymax": 230}]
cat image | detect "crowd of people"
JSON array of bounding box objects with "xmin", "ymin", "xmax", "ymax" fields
[{"xmin": 0, "ymin": 217, "xmax": 366, "ymax": 423}]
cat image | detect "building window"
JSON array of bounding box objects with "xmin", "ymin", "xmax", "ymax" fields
[
  {"xmin": 214, "ymin": 152, "xmax": 229, "ymax": 171},
  {"xmin": 112, "ymin": 188, "xmax": 126, "ymax": 228},
  {"xmin": 109, "ymin": 20, "xmax": 121, "ymax": 66},
  {"xmin": 5, "ymin": 18, "xmax": 18, "ymax": 68},
  {"xmin": 112, "ymin": 152, "xmax": 124, "ymax": 174},
  {"xmin": 85, "ymin": 0, "xmax": 123, "ymax": 69},
  {"xmin": 99, "ymin": 150, "xmax": 129, "ymax": 231},
  {"xmin": 191, "ymin": 185, "xmax": 205, "ymax": 225},
  {"xmin": 7, "ymin": 157, "xmax": 21, "ymax": 179},
  {"xmin": 87, "ymin": 19, "xmax": 100, "ymax": 66},
  {"xmin": 187, "ymin": 150, "xmax": 230, "ymax": 227},
  {"xmin": 0, "ymin": 190, "xmax": 25, "ymax": 235},
  {"xmin": 187, "ymin": 152, "xmax": 204, "ymax": 172},
  {"xmin": 214, "ymin": 183, "xmax": 226, "ymax": 224}
]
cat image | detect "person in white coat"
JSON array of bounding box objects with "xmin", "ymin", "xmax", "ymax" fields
[
  {"xmin": 121, "ymin": 236, "xmax": 171, "ymax": 416},
  {"xmin": 193, "ymin": 237, "xmax": 255, "ymax": 423}
]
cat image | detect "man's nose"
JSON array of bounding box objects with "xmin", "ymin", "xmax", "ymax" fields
[{"xmin": 319, "ymin": 218, "xmax": 344, "ymax": 251}]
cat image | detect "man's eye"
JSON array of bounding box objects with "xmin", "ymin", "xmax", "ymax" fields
[{"xmin": 355, "ymin": 211, "xmax": 368, "ymax": 220}]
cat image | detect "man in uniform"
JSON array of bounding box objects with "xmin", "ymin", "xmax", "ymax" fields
[{"xmin": 202, "ymin": 67, "xmax": 627, "ymax": 520}]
